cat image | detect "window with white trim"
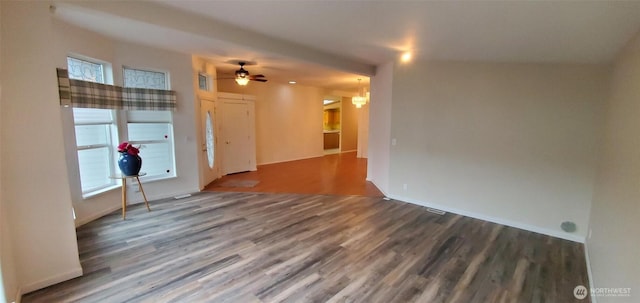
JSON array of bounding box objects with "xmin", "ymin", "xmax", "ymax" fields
[
  {"xmin": 123, "ymin": 67, "xmax": 176, "ymax": 180},
  {"xmin": 67, "ymin": 57, "xmax": 118, "ymax": 194}
]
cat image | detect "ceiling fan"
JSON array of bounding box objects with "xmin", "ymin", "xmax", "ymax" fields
[{"xmin": 231, "ymin": 62, "xmax": 268, "ymax": 85}]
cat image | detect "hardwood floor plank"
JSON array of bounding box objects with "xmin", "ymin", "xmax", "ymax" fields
[{"xmin": 23, "ymin": 192, "xmax": 590, "ymax": 303}]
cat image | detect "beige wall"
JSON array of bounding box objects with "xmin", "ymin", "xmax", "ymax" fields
[
  {"xmin": 0, "ymin": 2, "xmax": 19, "ymax": 300},
  {"xmin": 587, "ymin": 31, "xmax": 640, "ymax": 302},
  {"xmin": 218, "ymin": 80, "xmax": 324, "ymax": 165},
  {"xmin": 387, "ymin": 61, "xmax": 608, "ymax": 241},
  {"xmin": 340, "ymin": 97, "xmax": 358, "ymax": 152},
  {"xmin": 1, "ymin": 1, "xmax": 82, "ymax": 294}
]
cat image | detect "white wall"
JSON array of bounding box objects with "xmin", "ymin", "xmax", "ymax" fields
[
  {"xmin": 388, "ymin": 61, "xmax": 608, "ymax": 241},
  {"xmin": 1, "ymin": 1, "xmax": 83, "ymax": 294},
  {"xmin": 218, "ymin": 81, "xmax": 324, "ymax": 165},
  {"xmin": 587, "ymin": 31, "xmax": 640, "ymax": 302},
  {"xmin": 367, "ymin": 61, "xmax": 394, "ymax": 194}
]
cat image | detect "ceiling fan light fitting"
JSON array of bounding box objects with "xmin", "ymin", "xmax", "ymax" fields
[{"xmin": 235, "ymin": 76, "xmax": 250, "ymax": 86}]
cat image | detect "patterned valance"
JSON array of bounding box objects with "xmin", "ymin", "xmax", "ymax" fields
[{"xmin": 56, "ymin": 68, "xmax": 176, "ymax": 111}]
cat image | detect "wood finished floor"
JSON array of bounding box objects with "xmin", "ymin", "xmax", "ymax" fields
[
  {"xmin": 23, "ymin": 192, "xmax": 589, "ymax": 303},
  {"xmin": 204, "ymin": 152, "xmax": 383, "ymax": 197}
]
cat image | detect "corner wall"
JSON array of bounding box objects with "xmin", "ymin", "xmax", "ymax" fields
[
  {"xmin": 388, "ymin": 61, "xmax": 608, "ymax": 241},
  {"xmin": 0, "ymin": 2, "xmax": 20, "ymax": 301},
  {"xmin": 1, "ymin": 1, "xmax": 82, "ymax": 294},
  {"xmin": 587, "ymin": 31, "xmax": 640, "ymax": 302},
  {"xmin": 367, "ymin": 61, "xmax": 394, "ymax": 194}
]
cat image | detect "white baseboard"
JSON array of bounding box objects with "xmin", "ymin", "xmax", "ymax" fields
[
  {"xmin": 13, "ymin": 287, "xmax": 22, "ymax": 303},
  {"xmin": 584, "ymin": 242, "xmax": 597, "ymax": 303},
  {"xmin": 75, "ymin": 189, "xmax": 199, "ymax": 227},
  {"xmin": 258, "ymin": 154, "xmax": 324, "ymax": 166},
  {"xmin": 387, "ymin": 194, "xmax": 586, "ymax": 243},
  {"xmin": 129, "ymin": 189, "xmax": 200, "ymax": 204},
  {"xmin": 340, "ymin": 149, "xmax": 357, "ymax": 153},
  {"xmin": 75, "ymin": 204, "xmax": 121, "ymax": 227},
  {"xmin": 369, "ymin": 179, "xmax": 389, "ymax": 197},
  {"xmin": 21, "ymin": 267, "xmax": 83, "ymax": 294}
]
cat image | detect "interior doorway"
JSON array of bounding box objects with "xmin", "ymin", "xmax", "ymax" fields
[{"xmin": 323, "ymin": 97, "xmax": 341, "ymax": 155}]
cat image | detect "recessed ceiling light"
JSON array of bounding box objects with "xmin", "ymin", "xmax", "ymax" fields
[
  {"xmin": 289, "ymin": 81, "xmax": 297, "ymax": 84},
  {"xmin": 401, "ymin": 52, "xmax": 412, "ymax": 63}
]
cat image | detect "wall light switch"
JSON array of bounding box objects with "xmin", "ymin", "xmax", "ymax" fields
[{"xmin": 391, "ymin": 138, "xmax": 397, "ymax": 146}]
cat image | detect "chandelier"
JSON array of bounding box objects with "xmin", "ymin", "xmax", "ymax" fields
[{"xmin": 352, "ymin": 78, "xmax": 368, "ymax": 108}]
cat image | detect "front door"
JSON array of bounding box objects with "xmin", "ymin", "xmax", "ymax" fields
[
  {"xmin": 221, "ymin": 100, "xmax": 253, "ymax": 174},
  {"xmin": 200, "ymin": 98, "xmax": 219, "ymax": 187}
]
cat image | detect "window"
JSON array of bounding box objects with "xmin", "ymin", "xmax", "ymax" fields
[
  {"xmin": 123, "ymin": 67, "xmax": 176, "ymax": 180},
  {"xmin": 67, "ymin": 57, "xmax": 104, "ymax": 83},
  {"xmin": 67, "ymin": 58, "xmax": 177, "ymax": 197},
  {"xmin": 67, "ymin": 57, "xmax": 118, "ymax": 194},
  {"xmin": 74, "ymin": 108, "xmax": 118, "ymax": 193},
  {"xmin": 205, "ymin": 111, "xmax": 215, "ymax": 168},
  {"xmin": 198, "ymin": 73, "xmax": 210, "ymax": 91}
]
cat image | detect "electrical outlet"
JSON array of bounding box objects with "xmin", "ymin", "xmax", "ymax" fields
[
  {"xmin": 391, "ymin": 138, "xmax": 397, "ymax": 146},
  {"xmin": 402, "ymin": 183, "xmax": 408, "ymax": 191}
]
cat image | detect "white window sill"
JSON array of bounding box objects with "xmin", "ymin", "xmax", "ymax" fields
[
  {"xmin": 82, "ymin": 184, "xmax": 121, "ymax": 199},
  {"xmin": 138, "ymin": 174, "xmax": 177, "ymax": 183},
  {"xmin": 81, "ymin": 174, "xmax": 177, "ymax": 200}
]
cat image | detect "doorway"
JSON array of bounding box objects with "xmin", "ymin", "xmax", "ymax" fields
[{"xmin": 323, "ymin": 97, "xmax": 341, "ymax": 155}]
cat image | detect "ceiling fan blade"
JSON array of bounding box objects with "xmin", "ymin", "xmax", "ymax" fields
[
  {"xmin": 251, "ymin": 78, "xmax": 268, "ymax": 82},
  {"xmin": 251, "ymin": 74, "xmax": 266, "ymax": 78}
]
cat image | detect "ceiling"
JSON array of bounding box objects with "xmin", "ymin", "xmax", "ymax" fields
[{"xmin": 54, "ymin": 1, "xmax": 640, "ymax": 91}]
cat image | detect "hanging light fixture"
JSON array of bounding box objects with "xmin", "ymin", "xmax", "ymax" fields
[
  {"xmin": 235, "ymin": 76, "xmax": 250, "ymax": 86},
  {"xmin": 352, "ymin": 78, "xmax": 367, "ymax": 108},
  {"xmin": 234, "ymin": 62, "xmax": 250, "ymax": 86}
]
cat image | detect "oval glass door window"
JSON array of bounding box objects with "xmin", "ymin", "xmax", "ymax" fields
[{"xmin": 206, "ymin": 111, "xmax": 215, "ymax": 168}]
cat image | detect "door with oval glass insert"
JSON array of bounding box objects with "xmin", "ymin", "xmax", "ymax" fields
[{"xmin": 200, "ymin": 98, "xmax": 219, "ymax": 187}]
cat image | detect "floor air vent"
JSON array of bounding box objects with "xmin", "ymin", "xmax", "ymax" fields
[{"xmin": 426, "ymin": 208, "xmax": 446, "ymax": 215}]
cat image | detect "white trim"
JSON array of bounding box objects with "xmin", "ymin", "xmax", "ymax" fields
[
  {"xmin": 388, "ymin": 194, "xmax": 586, "ymax": 243},
  {"xmin": 257, "ymin": 154, "xmax": 325, "ymax": 166},
  {"xmin": 82, "ymin": 184, "xmax": 120, "ymax": 200},
  {"xmin": 126, "ymin": 189, "xmax": 200, "ymax": 205},
  {"xmin": 21, "ymin": 267, "xmax": 83, "ymax": 294},
  {"xmin": 13, "ymin": 287, "xmax": 22, "ymax": 303},
  {"xmin": 584, "ymin": 242, "xmax": 597, "ymax": 303},
  {"xmin": 75, "ymin": 204, "xmax": 121, "ymax": 227},
  {"xmin": 75, "ymin": 188, "xmax": 199, "ymax": 227},
  {"xmin": 340, "ymin": 149, "xmax": 357, "ymax": 153},
  {"xmin": 370, "ymin": 179, "xmax": 390, "ymax": 197}
]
